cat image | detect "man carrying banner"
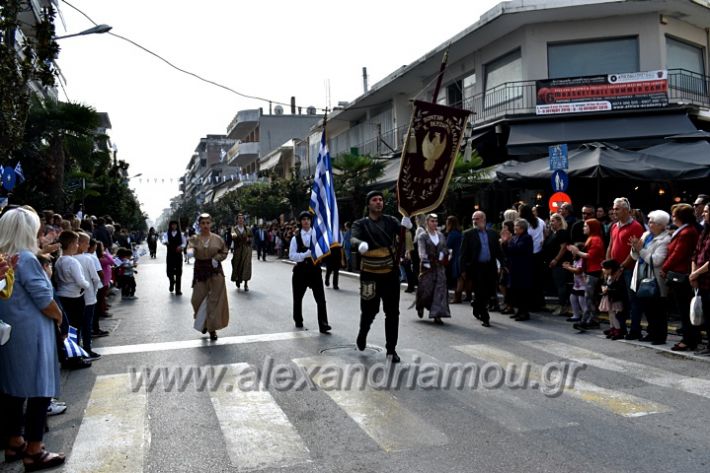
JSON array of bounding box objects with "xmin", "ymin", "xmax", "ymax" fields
[
  {"xmin": 289, "ymin": 211, "xmax": 331, "ymax": 334},
  {"xmin": 351, "ymin": 191, "xmax": 412, "ymax": 363}
]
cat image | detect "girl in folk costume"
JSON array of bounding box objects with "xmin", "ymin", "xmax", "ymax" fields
[
  {"xmin": 230, "ymin": 213, "xmax": 252, "ymax": 291},
  {"xmin": 415, "ymin": 214, "xmax": 451, "ymax": 324},
  {"xmin": 189, "ymin": 214, "xmax": 230, "ymax": 341}
]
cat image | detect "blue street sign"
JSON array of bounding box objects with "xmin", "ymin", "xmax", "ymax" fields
[
  {"xmin": 549, "ymin": 144, "xmax": 568, "ymax": 171},
  {"xmin": 551, "ymin": 170, "xmax": 569, "ymax": 193}
]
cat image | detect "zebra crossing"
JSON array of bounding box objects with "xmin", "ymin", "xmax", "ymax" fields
[{"xmin": 57, "ymin": 338, "xmax": 710, "ymax": 472}]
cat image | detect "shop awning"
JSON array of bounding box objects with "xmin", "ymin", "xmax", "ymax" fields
[
  {"xmin": 496, "ymin": 142, "xmax": 710, "ymax": 181},
  {"xmin": 259, "ymin": 150, "xmax": 283, "ymax": 171},
  {"xmin": 507, "ymin": 114, "xmax": 697, "ymax": 155}
]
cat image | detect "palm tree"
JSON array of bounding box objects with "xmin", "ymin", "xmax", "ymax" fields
[{"xmin": 332, "ymin": 153, "xmax": 386, "ymax": 219}]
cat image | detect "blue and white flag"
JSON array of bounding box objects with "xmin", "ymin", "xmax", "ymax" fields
[
  {"xmin": 309, "ymin": 129, "xmax": 340, "ymax": 262},
  {"xmin": 14, "ymin": 162, "xmax": 24, "ymax": 183},
  {"xmin": 63, "ymin": 326, "xmax": 88, "ymax": 359}
]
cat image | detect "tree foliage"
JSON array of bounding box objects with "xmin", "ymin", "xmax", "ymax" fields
[{"xmin": 331, "ymin": 152, "xmax": 386, "ymax": 220}]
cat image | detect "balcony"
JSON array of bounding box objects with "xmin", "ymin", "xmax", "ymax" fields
[
  {"xmin": 226, "ymin": 109, "xmax": 260, "ymax": 139},
  {"xmin": 227, "ymin": 141, "xmax": 260, "ymax": 166},
  {"xmin": 459, "ymin": 69, "xmax": 710, "ymax": 127}
]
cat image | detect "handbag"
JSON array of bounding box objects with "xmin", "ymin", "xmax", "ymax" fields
[
  {"xmin": 666, "ymin": 271, "xmax": 689, "ymax": 285},
  {"xmin": 0, "ymin": 319, "xmax": 11, "ymax": 346},
  {"xmin": 690, "ymin": 289, "xmax": 704, "ymax": 326},
  {"xmin": 636, "ymin": 256, "xmax": 660, "ymax": 299}
]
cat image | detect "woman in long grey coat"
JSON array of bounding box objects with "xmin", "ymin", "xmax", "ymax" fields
[
  {"xmin": 0, "ymin": 207, "xmax": 66, "ymax": 470},
  {"xmin": 415, "ymin": 214, "xmax": 451, "ymax": 324}
]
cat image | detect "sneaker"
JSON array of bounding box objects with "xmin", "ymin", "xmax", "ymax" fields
[
  {"xmin": 85, "ymin": 351, "xmax": 102, "ymax": 361},
  {"xmin": 47, "ymin": 402, "xmax": 67, "ymax": 416}
]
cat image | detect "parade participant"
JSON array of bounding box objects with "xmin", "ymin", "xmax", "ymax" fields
[
  {"xmin": 501, "ymin": 218, "xmax": 534, "ymax": 321},
  {"xmin": 230, "ymin": 213, "xmax": 253, "ymax": 291},
  {"xmin": 163, "ymin": 220, "xmax": 186, "ymax": 295},
  {"xmin": 460, "ymin": 210, "xmax": 503, "ymax": 327},
  {"xmin": 415, "ymin": 214, "xmax": 451, "ymax": 324},
  {"xmin": 189, "ymin": 214, "xmax": 229, "ymax": 341},
  {"xmin": 289, "ymin": 211, "xmax": 330, "ymax": 333},
  {"xmin": 146, "ymin": 227, "xmax": 158, "ymax": 259},
  {"xmin": 351, "ymin": 190, "xmax": 412, "ymax": 363}
]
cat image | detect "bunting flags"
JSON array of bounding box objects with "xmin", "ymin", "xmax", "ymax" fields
[{"xmin": 308, "ymin": 128, "xmax": 340, "ymax": 262}]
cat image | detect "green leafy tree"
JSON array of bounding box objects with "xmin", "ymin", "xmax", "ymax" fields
[
  {"xmin": 0, "ymin": 1, "xmax": 58, "ymax": 163},
  {"xmin": 332, "ymin": 153, "xmax": 386, "ymax": 220}
]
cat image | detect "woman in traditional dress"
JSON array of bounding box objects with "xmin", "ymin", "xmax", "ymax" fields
[
  {"xmin": 415, "ymin": 214, "xmax": 451, "ymax": 324},
  {"xmin": 189, "ymin": 214, "xmax": 229, "ymax": 341},
  {"xmin": 230, "ymin": 213, "xmax": 252, "ymax": 291}
]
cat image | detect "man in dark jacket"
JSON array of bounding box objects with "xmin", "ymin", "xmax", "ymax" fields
[{"xmin": 460, "ymin": 210, "xmax": 503, "ymax": 327}]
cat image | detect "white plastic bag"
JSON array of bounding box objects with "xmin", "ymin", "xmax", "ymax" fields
[
  {"xmin": 193, "ymin": 298, "xmax": 208, "ymax": 332},
  {"xmin": 690, "ymin": 289, "xmax": 704, "ymax": 327}
]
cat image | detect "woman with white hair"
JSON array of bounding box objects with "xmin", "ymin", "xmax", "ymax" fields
[
  {"xmin": 0, "ymin": 207, "xmax": 65, "ymax": 470},
  {"xmin": 415, "ymin": 214, "xmax": 451, "ymax": 324},
  {"xmin": 629, "ymin": 209, "xmax": 671, "ymax": 344}
]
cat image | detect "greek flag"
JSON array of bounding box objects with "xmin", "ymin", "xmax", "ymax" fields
[
  {"xmin": 14, "ymin": 162, "xmax": 24, "ymax": 183},
  {"xmin": 63, "ymin": 326, "xmax": 88, "ymax": 359},
  {"xmin": 309, "ymin": 129, "xmax": 340, "ymax": 261}
]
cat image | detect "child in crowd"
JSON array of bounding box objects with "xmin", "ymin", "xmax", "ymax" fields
[
  {"xmin": 562, "ymin": 243, "xmax": 588, "ymax": 326},
  {"xmin": 599, "ymin": 259, "xmax": 626, "ymax": 340},
  {"xmin": 116, "ymin": 248, "xmax": 137, "ymax": 299}
]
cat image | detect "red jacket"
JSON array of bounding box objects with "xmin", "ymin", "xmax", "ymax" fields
[{"xmin": 663, "ymin": 225, "xmax": 699, "ymax": 274}]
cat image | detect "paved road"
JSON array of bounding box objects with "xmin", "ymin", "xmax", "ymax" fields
[{"xmin": 10, "ymin": 244, "xmax": 710, "ymax": 473}]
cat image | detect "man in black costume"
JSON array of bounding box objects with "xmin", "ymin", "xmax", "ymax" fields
[
  {"xmin": 351, "ymin": 190, "xmax": 412, "ymax": 363},
  {"xmin": 289, "ymin": 211, "xmax": 331, "ymax": 334},
  {"xmin": 164, "ymin": 220, "xmax": 186, "ymax": 295}
]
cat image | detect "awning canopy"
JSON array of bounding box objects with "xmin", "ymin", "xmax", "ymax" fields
[
  {"xmin": 507, "ymin": 114, "xmax": 697, "ymax": 155},
  {"xmin": 496, "ymin": 142, "xmax": 710, "ymax": 181},
  {"xmin": 642, "ymin": 139, "xmax": 710, "ymax": 167},
  {"xmin": 259, "ymin": 150, "xmax": 283, "ymax": 171}
]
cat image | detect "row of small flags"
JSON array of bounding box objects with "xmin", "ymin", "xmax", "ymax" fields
[
  {"xmin": 133, "ymin": 173, "xmax": 260, "ymax": 185},
  {"xmin": 0, "ymin": 163, "xmax": 25, "ymax": 191}
]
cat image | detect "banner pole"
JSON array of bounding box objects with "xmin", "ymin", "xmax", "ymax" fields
[{"xmin": 431, "ymin": 50, "xmax": 449, "ymax": 103}]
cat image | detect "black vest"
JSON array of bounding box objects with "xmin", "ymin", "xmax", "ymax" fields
[
  {"xmin": 167, "ymin": 231, "xmax": 182, "ymax": 253},
  {"xmin": 295, "ymin": 232, "xmax": 319, "ymax": 270}
]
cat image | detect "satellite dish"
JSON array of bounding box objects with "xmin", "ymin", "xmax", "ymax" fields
[
  {"xmin": 274, "ymin": 105, "xmax": 284, "ymax": 115},
  {"xmin": 307, "ymin": 106, "xmax": 317, "ymax": 115}
]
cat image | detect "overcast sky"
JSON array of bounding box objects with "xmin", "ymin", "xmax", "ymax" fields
[{"xmin": 56, "ymin": 0, "xmax": 503, "ymax": 221}]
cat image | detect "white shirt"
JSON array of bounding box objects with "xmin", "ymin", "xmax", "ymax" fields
[
  {"xmin": 75, "ymin": 253, "xmax": 101, "ymax": 305},
  {"xmin": 55, "ymin": 255, "xmax": 90, "ymax": 298},
  {"xmin": 527, "ymin": 217, "xmax": 545, "ymax": 254},
  {"xmin": 289, "ymin": 229, "xmax": 314, "ymax": 262}
]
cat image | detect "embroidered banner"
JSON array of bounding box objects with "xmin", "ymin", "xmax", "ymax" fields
[{"xmin": 397, "ymin": 100, "xmax": 470, "ymax": 216}]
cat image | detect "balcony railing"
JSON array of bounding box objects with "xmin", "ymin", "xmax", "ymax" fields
[{"xmin": 458, "ymin": 68, "xmax": 710, "ymax": 126}]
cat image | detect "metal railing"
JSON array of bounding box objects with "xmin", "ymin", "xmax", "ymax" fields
[{"xmin": 341, "ymin": 69, "xmax": 710, "ymax": 154}]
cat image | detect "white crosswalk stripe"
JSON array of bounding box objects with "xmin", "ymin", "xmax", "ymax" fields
[
  {"xmin": 210, "ymin": 363, "xmax": 311, "ymax": 471},
  {"xmin": 454, "ymin": 344, "xmax": 670, "ymax": 417},
  {"xmin": 293, "ymin": 355, "xmax": 448, "ymax": 452},
  {"xmin": 523, "ymin": 339, "xmax": 710, "ymax": 400},
  {"xmin": 62, "ymin": 374, "xmax": 149, "ymax": 473}
]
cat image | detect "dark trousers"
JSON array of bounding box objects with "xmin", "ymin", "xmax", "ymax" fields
[
  {"xmin": 471, "ymin": 262, "xmax": 497, "ymax": 323},
  {"xmin": 292, "ymin": 267, "xmax": 328, "ymax": 328},
  {"xmin": 668, "ymin": 279, "xmax": 699, "ymax": 347},
  {"xmin": 511, "ymin": 287, "xmax": 532, "ymax": 316},
  {"xmin": 59, "ymin": 295, "xmax": 85, "ymax": 335},
  {"xmin": 622, "ymin": 269, "xmax": 643, "ymax": 334},
  {"xmin": 0, "ymin": 393, "xmax": 50, "ymax": 442},
  {"xmin": 166, "ymin": 257, "xmax": 182, "ymax": 293},
  {"xmin": 531, "ymin": 252, "xmax": 546, "ymax": 310},
  {"xmin": 639, "ymin": 296, "xmax": 667, "ymax": 342},
  {"xmin": 96, "ymin": 286, "xmax": 109, "ymax": 320},
  {"xmin": 82, "ymin": 303, "xmax": 95, "ymax": 350},
  {"xmin": 256, "ymin": 243, "xmax": 267, "ymax": 261},
  {"xmin": 359, "ymin": 271, "xmax": 400, "ymax": 353}
]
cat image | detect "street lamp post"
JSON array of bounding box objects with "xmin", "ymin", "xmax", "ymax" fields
[{"xmin": 55, "ymin": 24, "xmax": 112, "ymax": 40}]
